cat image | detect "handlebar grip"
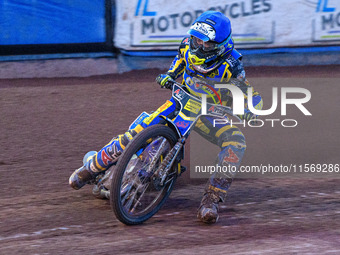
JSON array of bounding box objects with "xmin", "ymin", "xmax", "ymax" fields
[{"xmin": 165, "ymin": 78, "xmax": 176, "ymax": 90}]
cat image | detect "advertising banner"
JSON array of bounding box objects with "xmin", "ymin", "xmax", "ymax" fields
[{"xmin": 115, "ymin": 0, "xmax": 340, "ymax": 51}]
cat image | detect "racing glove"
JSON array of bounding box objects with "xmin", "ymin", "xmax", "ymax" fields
[
  {"xmin": 156, "ymin": 74, "xmax": 174, "ymax": 89},
  {"xmin": 238, "ymin": 111, "xmax": 257, "ymax": 122}
]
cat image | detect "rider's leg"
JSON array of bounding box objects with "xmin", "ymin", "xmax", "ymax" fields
[
  {"xmin": 194, "ymin": 116, "xmax": 246, "ymax": 223},
  {"xmin": 69, "ymin": 99, "xmax": 178, "ymax": 190}
]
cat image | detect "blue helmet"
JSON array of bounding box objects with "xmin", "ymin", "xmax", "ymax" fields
[{"xmin": 187, "ymin": 11, "xmax": 234, "ymax": 73}]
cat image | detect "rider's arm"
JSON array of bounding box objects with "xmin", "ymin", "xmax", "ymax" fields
[
  {"xmin": 243, "ymin": 84, "xmax": 263, "ymax": 120},
  {"xmin": 224, "ymin": 53, "xmax": 263, "ymax": 120},
  {"xmin": 156, "ymin": 37, "xmax": 188, "ymax": 88},
  {"xmin": 166, "ymin": 37, "xmax": 189, "ymax": 79}
]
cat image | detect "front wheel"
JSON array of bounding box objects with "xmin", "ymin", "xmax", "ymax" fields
[{"xmin": 110, "ymin": 124, "xmax": 179, "ymax": 225}]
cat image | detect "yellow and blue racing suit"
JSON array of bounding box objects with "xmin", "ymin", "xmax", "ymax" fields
[{"xmin": 90, "ymin": 37, "xmax": 263, "ymax": 200}]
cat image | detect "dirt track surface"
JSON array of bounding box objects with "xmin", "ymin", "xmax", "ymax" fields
[{"xmin": 1, "ymin": 65, "xmax": 340, "ymax": 254}]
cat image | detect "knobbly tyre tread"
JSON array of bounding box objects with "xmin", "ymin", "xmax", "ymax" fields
[{"xmin": 110, "ymin": 124, "xmax": 179, "ymax": 225}]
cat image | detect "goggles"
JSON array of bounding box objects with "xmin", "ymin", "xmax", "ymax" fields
[{"xmin": 190, "ymin": 36, "xmax": 219, "ymax": 52}]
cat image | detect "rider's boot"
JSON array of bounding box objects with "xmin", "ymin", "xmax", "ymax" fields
[
  {"xmin": 197, "ymin": 185, "xmax": 227, "ymax": 224},
  {"xmin": 69, "ymin": 151, "xmax": 99, "ymax": 190}
]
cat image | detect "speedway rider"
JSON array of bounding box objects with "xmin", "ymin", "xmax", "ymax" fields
[{"xmin": 69, "ymin": 11, "xmax": 263, "ymax": 224}]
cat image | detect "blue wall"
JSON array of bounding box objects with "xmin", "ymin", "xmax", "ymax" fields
[{"xmin": 0, "ymin": 0, "xmax": 106, "ymax": 45}]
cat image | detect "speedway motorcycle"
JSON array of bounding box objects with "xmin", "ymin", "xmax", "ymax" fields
[{"xmin": 91, "ymin": 78, "xmax": 241, "ymax": 225}]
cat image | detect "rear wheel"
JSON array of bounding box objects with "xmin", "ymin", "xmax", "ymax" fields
[{"xmin": 110, "ymin": 124, "xmax": 179, "ymax": 225}]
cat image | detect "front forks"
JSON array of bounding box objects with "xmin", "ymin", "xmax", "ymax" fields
[{"xmin": 155, "ymin": 137, "xmax": 186, "ymax": 186}]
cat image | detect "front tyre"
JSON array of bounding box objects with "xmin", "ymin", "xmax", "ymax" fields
[{"xmin": 110, "ymin": 124, "xmax": 179, "ymax": 225}]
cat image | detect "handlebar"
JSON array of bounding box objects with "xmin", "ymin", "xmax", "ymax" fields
[{"xmin": 162, "ymin": 78, "xmax": 241, "ymax": 121}]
